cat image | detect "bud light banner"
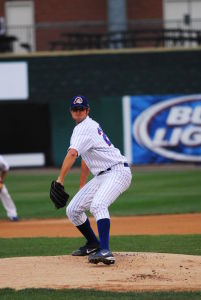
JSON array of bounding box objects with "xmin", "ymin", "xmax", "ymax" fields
[{"xmin": 122, "ymin": 94, "xmax": 201, "ymax": 164}]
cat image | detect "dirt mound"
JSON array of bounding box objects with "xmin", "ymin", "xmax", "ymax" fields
[{"xmin": 0, "ymin": 252, "xmax": 201, "ymax": 292}]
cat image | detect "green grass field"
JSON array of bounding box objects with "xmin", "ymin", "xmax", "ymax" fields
[
  {"xmin": 0, "ymin": 167, "xmax": 201, "ymax": 219},
  {"xmin": 0, "ymin": 289, "xmax": 201, "ymax": 300},
  {"xmin": 0, "ymin": 167, "xmax": 201, "ymax": 299},
  {"xmin": 1, "ymin": 235, "xmax": 201, "ymax": 258},
  {"xmin": 1, "ymin": 289, "xmax": 201, "ymax": 300}
]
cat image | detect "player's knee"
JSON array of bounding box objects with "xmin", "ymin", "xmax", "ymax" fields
[
  {"xmin": 90, "ymin": 203, "xmax": 98, "ymax": 216},
  {"xmin": 90, "ymin": 202, "xmax": 105, "ymax": 216},
  {"xmin": 66, "ymin": 204, "xmax": 74, "ymax": 221},
  {"xmin": 66, "ymin": 203, "xmax": 80, "ymax": 223},
  {"xmin": 90, "ymin": 203, "xmax": 110, "ymax": 220}
]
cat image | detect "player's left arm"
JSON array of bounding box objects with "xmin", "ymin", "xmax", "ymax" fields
[
  {"xmin": 57, "ymin": 148, "xmax": 78, "ymax": 185},
  {"xmin": 80, "ymin": 159, "xmax": 90, "ymax": 189}
]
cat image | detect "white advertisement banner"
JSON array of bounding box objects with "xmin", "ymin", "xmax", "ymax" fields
[{"xmin": 0, "ymin": 62, "xmax": 28, "ymax": 100}]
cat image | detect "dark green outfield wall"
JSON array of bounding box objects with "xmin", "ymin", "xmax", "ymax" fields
[
  {"xmin": 1, "ymin": 49, "xmax": 201, "ymax": 166},
  {"xmin": 3, "ymin": 49, "xmax": 201, "ymax": 102}
]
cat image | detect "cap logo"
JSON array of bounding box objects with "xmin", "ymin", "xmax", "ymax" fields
[{"xmin": 73, "ymin": 97, "xmax": 83, "ymax": 104}]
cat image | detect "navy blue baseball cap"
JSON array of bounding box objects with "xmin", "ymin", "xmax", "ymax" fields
[{"xmin": 70, "ymin": 95, "xmax": 89, "ymax": 109}]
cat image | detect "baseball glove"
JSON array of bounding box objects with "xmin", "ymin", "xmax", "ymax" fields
[
  {"xmin": 0, "ymin": 182, "xmax": 3, "ymax": 192},
  {"xmin": 50, "ymin": 180, "xmax": 69, "ymax": 209}
]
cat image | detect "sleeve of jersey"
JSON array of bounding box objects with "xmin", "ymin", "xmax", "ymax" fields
[{"xmin": 69, "ymin": 132, "xmax": 93, "ymax": 156}]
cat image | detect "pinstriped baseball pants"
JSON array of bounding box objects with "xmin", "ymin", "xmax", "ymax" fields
[{"xmin": 66, "ymin": 164, "xmax": 132, "ymax": 226}]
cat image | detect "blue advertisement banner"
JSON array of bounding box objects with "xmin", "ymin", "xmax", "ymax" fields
[{"xmin": 122, "ymin": 95, "xmax": 201, "ymax": 164}]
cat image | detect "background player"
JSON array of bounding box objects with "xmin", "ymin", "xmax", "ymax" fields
[
  {"xmin": 56, "ymin": 95, "xmax": 132, "ymax": 265},
  {"xmin": 0, "ymin": 155, "xmax": 18, "ymax": 221}
]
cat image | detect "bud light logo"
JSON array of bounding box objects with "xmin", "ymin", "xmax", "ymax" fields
[{"xmin": 133, "ymin": 95, "xmax": 201, "ymax": 162}]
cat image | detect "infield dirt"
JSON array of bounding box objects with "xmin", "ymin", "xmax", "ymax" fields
[{"xmin": 1, "ymin": 213, "xmax": 201, "ymax": 238}]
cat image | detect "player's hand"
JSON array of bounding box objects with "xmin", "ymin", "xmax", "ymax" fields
[{"xmin": 49, "ymin": 180, "xmax": 70, "ymax": 209}]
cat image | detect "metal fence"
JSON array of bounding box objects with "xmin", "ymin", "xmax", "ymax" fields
[{"xmin": 1, "ymin": 18, "xmax": 201, "ymax": 53}]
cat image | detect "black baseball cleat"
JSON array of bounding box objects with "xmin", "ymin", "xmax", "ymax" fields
[
  {"xmin": 88, "ymin": 249, "xmax": 115, "ymax": 265},
  {"xmin": 72, "ymin": 242, "xmax": 99, "ymax": 256},
  {"xmin": 9, "ymin": 216, "xmax": 19, "ymax": 222}
]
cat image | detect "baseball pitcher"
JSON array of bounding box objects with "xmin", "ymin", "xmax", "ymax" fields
[{"xmin": 50, "ymin": 95, "xmax": 132, "ymax": 265}]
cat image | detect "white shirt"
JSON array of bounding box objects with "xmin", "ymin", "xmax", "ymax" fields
[
  {"xmin": 0, "ymin": 155, "xmax": 9, "ymax": 171},
  {"xmin": 69, "ymin": 116, "xmax": 127, "ymax": 175}
]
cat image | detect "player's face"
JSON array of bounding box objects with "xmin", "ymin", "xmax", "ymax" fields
[{"xmin": 71, "ymin": 107, "xmax": 89, "ymax": 124}]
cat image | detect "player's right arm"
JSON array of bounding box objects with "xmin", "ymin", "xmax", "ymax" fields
[
  {"xmin": 57, "ymin": 148, "xmax": 78, "ymax": 185},
  {"xmin": 80, "ymin": 159, "xmax": 90, "ymax": 189}
]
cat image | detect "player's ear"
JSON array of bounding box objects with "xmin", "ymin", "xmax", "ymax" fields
[{"xmin": 87, "ymin": 108, "xmax": 90, "ymax": 114}]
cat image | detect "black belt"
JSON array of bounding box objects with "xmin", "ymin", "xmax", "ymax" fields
[{"xmin": 97, "ymin": 163, "xmax": 129, "ymax": 176}]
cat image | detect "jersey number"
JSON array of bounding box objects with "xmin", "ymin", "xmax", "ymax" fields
[{"xmin": 97, "ymin": 127, "xmax": 112, "ymax": 146}]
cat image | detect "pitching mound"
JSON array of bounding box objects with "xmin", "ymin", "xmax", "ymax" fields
[{"xmin": 0, "ymin": 252, "xmax": 201, "ymax": 292}]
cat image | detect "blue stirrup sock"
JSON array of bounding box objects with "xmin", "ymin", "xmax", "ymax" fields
[
  {"xmin": 97, "ymin": 218, "xmax": 110, "ymax": 250},
  {"xmin": 76, "ymin": 218, "xmax": 99, "ymax": 245}
]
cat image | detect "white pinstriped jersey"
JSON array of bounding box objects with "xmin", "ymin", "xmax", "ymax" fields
[
  {"xmin": 0, "ymin": 155, "xmax": 9, "ymax": 172},
  {"xmin": 69, "ymin": 116, "xmax": 128, "ymax": 176}
]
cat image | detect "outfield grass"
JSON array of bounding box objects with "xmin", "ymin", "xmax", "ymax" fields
[{"xmin": 0, "ymin": 168, "xmax": 200, "ymax": 219}]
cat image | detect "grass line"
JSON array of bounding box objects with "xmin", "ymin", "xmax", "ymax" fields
[
  {"xmin": 0, "ymin": 235, "xmax": 201, "ymax": 258},
  {"xmin": 0, "ymin": 288, "xmax": 201, "ymax": 300}
]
